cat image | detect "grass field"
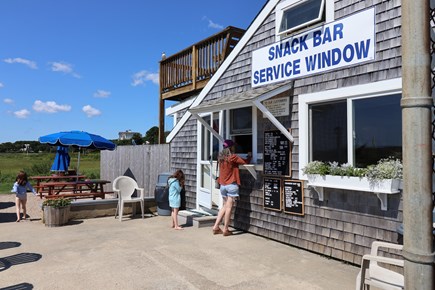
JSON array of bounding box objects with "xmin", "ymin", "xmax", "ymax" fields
[{"xmin": 0, "ymin": 152, "xmax": 100, "ymax": 193}]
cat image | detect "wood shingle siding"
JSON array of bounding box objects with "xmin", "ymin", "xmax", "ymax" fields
[{"xmin": 169, "ymin": 0, "xmax": 405, "ymax": 266}]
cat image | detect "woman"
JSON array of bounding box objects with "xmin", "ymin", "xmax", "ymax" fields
[
  {"xmin": 168, "ymin": 169, "xmax": 185, "ymax": 230},
  {"xmin": 212, "ymin": 140, "xmax": 251, "ymax": 236}
]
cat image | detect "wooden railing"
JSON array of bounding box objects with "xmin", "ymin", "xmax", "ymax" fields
[{"xmin": 160, "ymin": 26, "xmax": 245, "ymax": 100}]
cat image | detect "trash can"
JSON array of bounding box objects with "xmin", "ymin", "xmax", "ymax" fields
[{"xmin": 155, "ymin": 172, "xmax": 172, "ymax": 216}]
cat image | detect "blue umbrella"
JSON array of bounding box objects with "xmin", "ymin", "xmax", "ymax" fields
[
  {"xmin": 50, "ymin": 146, "xmax": 70, "ymax": 172},
  {"xmin": 39, "ymin": 130, "xmax": 116, "ymax": 175}
]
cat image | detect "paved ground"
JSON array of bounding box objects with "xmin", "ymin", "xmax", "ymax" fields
[{"xmin": 0, "ymin": 193, "xmax": 360, "ymax": 290}]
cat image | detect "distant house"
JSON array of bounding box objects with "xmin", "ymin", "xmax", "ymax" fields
[{"xmin": 118, "ymin": 130, "xmax": 139, "ymax": 140}]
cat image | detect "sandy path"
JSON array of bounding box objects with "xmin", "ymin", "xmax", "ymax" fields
[{"xmin": 0, "ymin": 193, "xmax": 44, "ymax": 223}]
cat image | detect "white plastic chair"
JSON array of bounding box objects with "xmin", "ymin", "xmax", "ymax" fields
[
  {"xmin": 113, "ymin": 176, "xmax": 144, "ymax": 222},
  {"xmin": 356, "ymin": 241, "xmax": 404, "ymax": 290}
]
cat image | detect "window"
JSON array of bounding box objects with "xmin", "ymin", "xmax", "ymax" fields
[
  {"xmin": 200, "ymin": 113, "xmax": 221, "ymax": 161},
  {"xmin": 353, "ymin": 94, "xmax": 402, "ymax": 167},
  {"xmin": 276, "ymin": 0, "xmax": 325, "ymax": 36},
  {"xmin": 230, "ymin": 107, "xmax": 252, "ymax": 154},
  {"xmin": 310, "ymin": 101, "xmax": 347, "ymax": 163},
  {"xmin": 308, "ymin": 94, "xmax": 402, "ymax": 167},
  {"xmin": 299, "ymin": 78, "xmax": 403, "ymax": 175}
]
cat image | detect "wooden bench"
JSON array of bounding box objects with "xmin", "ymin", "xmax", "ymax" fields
[{"xmin": 43, "ymin": 191, "xmax": 113, "ymax": 200}]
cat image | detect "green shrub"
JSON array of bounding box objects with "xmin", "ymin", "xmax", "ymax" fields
[
  {"xmin": 81, "ymin": 170, "xmax": 99, "ymax": 179},
  {"xmin": 24, "ymin": 162, "xmax": 51, "ymax": 176},
  {"xmin": 42, "ymin": 198, "xmax": 72, "ymax": 208}
]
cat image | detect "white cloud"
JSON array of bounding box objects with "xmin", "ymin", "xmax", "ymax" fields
[
  {"xmin": 3, "ymin": 57, "xmax": 38, "ymax": 69},
  {"xmin": 131, "ymin": 70, "xmax": 159, "ymax": 86},
  {"xmin": 202, "ymin": 16, "xmax": 224, "ymax": 30},
  {"xmin": 82, "ymin": 105, "xmax": 101, "ymax": 117},
  {"xmin": 14, "ymin": 109, "xmax": 31, "ymax": 119},
  {"xmin": 49, "ymin": 61, "xmax": 81, "ymax": 78},
  {"xmin": 3, "ymin": 98, "xmax": 13, "ymax": 104},
  {"xmin": 208, "ymin": 19, "xmax": 224, "ymax": 29},
  {"xmin": 32, "ymin": 100, "xmax": 71, "ymax": 113},
  {"xmin": 0, "ymin": 82, "xmax": 4, "ymax": 88},
  {"xmin": 94, "ymin": 90, "xmax": 111, "ymax": 98}
]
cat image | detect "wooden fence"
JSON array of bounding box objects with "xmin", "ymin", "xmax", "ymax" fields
[{"xmin": 100, "ymin": 144, "xmax": 170, "ymax": 198}]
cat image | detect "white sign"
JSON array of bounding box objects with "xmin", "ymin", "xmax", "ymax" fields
[
  {"xmin": 251, "ymin": 8, "xmax": 375, "ymax": 87},
  {"xmin": 263, "ymin": 97, "xmax": 289, "ymax": 117}
]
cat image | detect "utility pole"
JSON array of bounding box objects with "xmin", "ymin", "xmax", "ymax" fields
[{"xmin": 401, "ymin": 0, "xmax": 435, "ymax": 288}]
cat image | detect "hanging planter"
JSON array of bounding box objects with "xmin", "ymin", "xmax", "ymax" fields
[{"xmin": 43, "ymin": 198, "xmax": 72, "ymax": 227}]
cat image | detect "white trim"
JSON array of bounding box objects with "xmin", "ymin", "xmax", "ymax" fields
[
  {"xmin": 275, "ymin": 0, "xmax": 326, "ymax": 40},
  {"xmin": 173, "ymin": 112, "xmax": 177, "ymax": 127},
  {"xmin": 298, "ymin": 78, "xmax": 402, "ymax": 178},
  {"xmin": 166, "ymin": 0, "xmax": 280, "ymax": 143},
  {"xmin": 165, "ymin": 97, "xmax": 195, "ymax": 116},
  {"xmin": 346, "ymin": 98, "xmax": 353, "ymax": 164},
  {"xmin": 252, "ymin": 107, "xmax": 258, "ymax": 164},
  {"xmin": 325, "ymin": 0, "xmax": 334, "ymax": 22},
  {"xmin": 192, "ymin": 113, "xmax": 224, "ymax": 142}
]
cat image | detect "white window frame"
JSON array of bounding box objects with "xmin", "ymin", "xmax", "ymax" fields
[
  {"xmin": 298, "ymin": 78, "xmax": 402, "ymax": 179},
  {"xmin": 275, "ymin": 0, "xmax": 334, "ymax": 41}
]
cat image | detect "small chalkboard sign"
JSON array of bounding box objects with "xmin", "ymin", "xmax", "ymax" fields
[
  {"xmin": 283, "ymin": 180, "xmax": 304, "ymax": 215},
  {"xmin": 264, "ymin": 130, "xmax": 291, "ymax": 176},
  {"xmin": 263, "ymin": 177, "xmax": 281, "ymax": 211}
]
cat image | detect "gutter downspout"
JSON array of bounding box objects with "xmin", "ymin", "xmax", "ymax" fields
[{"xmin": 402, "ymin": 0, "xmax": 435, "ymax": 288}]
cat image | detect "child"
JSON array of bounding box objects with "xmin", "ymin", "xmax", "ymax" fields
[
  {"xmin": 11, "ymin": 171, "xmax": 37, "ymax": 222},
  {"xmin": 168, "ymin": 169, "xmax": 185, "ymax": 230}
]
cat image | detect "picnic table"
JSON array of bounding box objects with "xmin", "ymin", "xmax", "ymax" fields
[
  {"xmin": 31, "ymin": 174, "xmax": 87, "ymax": 194},
  {"xmin": 36, "ymin": 179, "xmax": 112, "ymax": 200}
]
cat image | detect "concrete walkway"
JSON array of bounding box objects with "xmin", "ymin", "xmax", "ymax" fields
[{"xmin": 0, "ymin": 211, "xmax": 360, "ymax": 290}]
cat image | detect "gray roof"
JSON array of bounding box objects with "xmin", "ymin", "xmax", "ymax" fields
[{"xmin": 189, "ymin": 82, "xmax": 292, "ymax": 114}]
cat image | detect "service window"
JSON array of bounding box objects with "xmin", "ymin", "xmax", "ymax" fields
[{"xmin": 230, "ymin": 107, "xmax": 252, "ymax": 154}]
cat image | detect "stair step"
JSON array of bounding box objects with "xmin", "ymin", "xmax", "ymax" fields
[{"xmin": 178, "ymin": 209, "xmax": 217, "ymax": 228}]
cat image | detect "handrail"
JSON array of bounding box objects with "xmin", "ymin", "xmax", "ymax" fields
[{"xmin": 160, "ymin": 26, "xmax": 245, "ymax": 98}]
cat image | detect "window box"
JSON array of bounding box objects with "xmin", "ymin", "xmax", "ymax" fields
[{"xmin": 306, "ymin": 174, "xmax": 401, "ymax": 211}]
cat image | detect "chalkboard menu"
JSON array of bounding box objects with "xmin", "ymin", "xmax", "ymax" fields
[
  {"xmin": 283, "ymin": 180, "xmax": 304, "ymax": 215},
  {"xmin": 263, "ymin": 177, "xmax": 281, "ymax": 211},
  {"xmin": 264, "ymin": 130, "xmax": 291, "ymax": 176}
]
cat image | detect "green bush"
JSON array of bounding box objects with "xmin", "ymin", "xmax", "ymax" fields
[
  {"xmin": 24, "ymin": 162, "xmax": 51, "ymax": 176},
  {"xmin": 81, "ymin": 170, "xmax": 99, "ymax": 179},
  {"xmin": 42, "ymin": 198, "xmax": 72, "ymax": 208}
]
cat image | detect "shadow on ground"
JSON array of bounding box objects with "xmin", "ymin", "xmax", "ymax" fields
[
  {"xmin": 0, "ymin": 213, "xmax": 19, "ymax": 223},
  {"xmin": 0, "ymin": 242, "xmax": 21, "ymax": 251},
  {"xmin": 0, "ymin": 282, "xmax": 34, "ymax": 289},
  {"xmin": 0, "ymin": 252, "xmax": 42, "ymax": 272},
  {"xmin": 0, "ymin": 202, "xmax": 15, "ymax": 210}
]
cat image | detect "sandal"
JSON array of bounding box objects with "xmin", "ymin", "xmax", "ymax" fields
[
  {"xmin": 223, "ymin": 230, "xmax": 233, "ymax": 236},
  {"xmin": 212, "ymin": 228, "xmax": 223, "ymax": 235}
]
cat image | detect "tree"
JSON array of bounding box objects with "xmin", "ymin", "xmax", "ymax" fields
[
  {"xmin": 143, "ymin": 126, "xmax": 159, "ymax": 144},
  {"xmin": 132, "ymin": 133, "xmax": 143, "ymax": 145}
]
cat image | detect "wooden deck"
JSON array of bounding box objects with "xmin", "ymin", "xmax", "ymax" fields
[{"xmin": 158, "ymin": 26, "xmax": 245, "ymax": 143}]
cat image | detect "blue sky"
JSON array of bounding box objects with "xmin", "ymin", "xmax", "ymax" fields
[{"xmin": 0, "ymin": 0, "xmax": 265, "ymax": 143}]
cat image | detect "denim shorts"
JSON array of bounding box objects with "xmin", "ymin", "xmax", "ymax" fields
[{"xmin": 220, "ymin": 183, "xmax": 239, "ymax": 198}]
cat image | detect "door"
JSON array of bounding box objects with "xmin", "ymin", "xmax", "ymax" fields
[{"xmin": 197, "ymin": 112, "xmax": 223, "ymax": 209}]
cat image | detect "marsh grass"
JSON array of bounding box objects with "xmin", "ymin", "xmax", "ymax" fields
[{"xmin": 0, "ymin": 152, "xmax": 100, "ymax": 193}]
